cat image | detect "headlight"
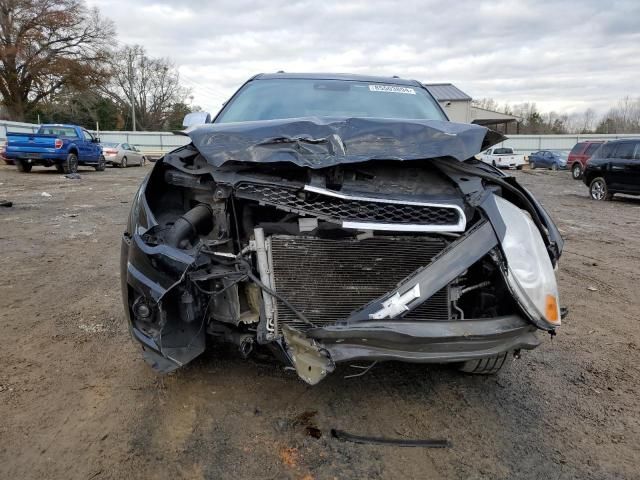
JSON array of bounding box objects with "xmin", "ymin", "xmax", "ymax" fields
[{"xmin": 494, "ymin": 195, "xmax": 561, "ymax": 328}]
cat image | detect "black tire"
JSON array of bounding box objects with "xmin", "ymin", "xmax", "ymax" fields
[
  {"xmin": 571, "ymin": 163, "xmax": 582, "ymax": 179},
  {"xmin": 16, "ymin": 160, "xmax": 32, "ymax": 173},
  {"xmin": 121, "ymin": 156, "xmax": 128, "ymax": 168},
  {"xmin": 551, "ymin": 163, "xmax": 558, "ymax": 171},
  {"xmin": 516, "ymin": 165, "xmax": 523, "ymax": 170},
  {"xmin": 492, "ymin": 160, "xmax": 497, "ymax": 167},
  {"xmin": 62, "ymin": 153, "xmax": 79, "ymax": 174},
  {"xmin": 458, "ymin": 352, "xmax": 511, "ymax": 375},
  {"xmin": 55, "ymin": 164, "xmax": 64, "ymax": 173},
  {"xmin": 94, "ymin": 155, "xmax": 106, "ymax": 172},
  {"xmin": 530, "ymin": 161, "xmax": 536, "ymax": 169},
  {"xmin": 589, "ymin": 177, "xmax": 613, "ymax": 201},
  {"xmin": 141, "ymin": 156, "xmax": 146, "ymax": 166}
]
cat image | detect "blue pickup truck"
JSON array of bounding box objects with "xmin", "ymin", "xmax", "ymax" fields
[{"xmin": 5, "ymin": 124, "xmax": 106, "ymax": 173}]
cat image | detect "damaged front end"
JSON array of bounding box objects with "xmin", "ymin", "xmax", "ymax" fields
[{"xmin": 121, "ymin": 117, "xmax": 563, "ymax": 383}]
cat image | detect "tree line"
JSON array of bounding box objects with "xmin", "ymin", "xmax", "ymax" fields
[
  {"xmin": 0, "ymin": 0, "xmax": 195, "ymax": 130},
  {"xmin": 473, "ymin": 97, "xmax": 640, "ymax": 135}
]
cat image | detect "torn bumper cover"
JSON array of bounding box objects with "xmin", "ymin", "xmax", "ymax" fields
[{"xmin": 121, "ymin": 117, "xmax": 562, "ymax": 384}]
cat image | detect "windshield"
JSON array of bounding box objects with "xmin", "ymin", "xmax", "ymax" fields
[
  {"xmin": 216, "ymin": 78, "xmax": 446, "ymax": 123},
  {"xmin": 101, "ymin": 142, "xmax": 119, "ymax": 148}
]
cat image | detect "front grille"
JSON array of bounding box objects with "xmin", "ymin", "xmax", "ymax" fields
[
  {"xmin": 235, "ymin": 182, "xmax": 461, "ymax": 228},
  {"xmin": 268, "ymin": 235, "xmax": 450, "ymax": 331}
]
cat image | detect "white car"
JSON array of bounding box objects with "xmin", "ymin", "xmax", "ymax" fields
[
  {"xmin": 100, "ymin": 142, "xmax": 147, "ymax": 168},
  {"xmin": 480, "ymin": 147, "xmax": 526, "ymax": 170}
]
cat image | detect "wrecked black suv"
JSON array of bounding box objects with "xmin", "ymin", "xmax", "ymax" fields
[{"xmin": 121, "ymin": 73, "xmax": 563, "ymax": 384}]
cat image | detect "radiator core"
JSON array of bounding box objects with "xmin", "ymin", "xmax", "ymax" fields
[{"xmin": 268, "ymin": 235, "xmax": 450, "ymax": 331}]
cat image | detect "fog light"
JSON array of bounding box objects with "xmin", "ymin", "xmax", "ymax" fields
[{"xmin": 133, "ymin": 298, "xmax": 152, "ymax": 319}]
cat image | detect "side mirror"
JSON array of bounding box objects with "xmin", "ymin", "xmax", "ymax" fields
[
  {"xmin": 183, "ymin": 111, "xmax": 212, "ymax": 128},
  {"xmin": 92, "ymin": 137, "xmax": 100, "ymax": 143}
]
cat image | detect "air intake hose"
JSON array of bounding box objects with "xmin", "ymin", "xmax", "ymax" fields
[{"xmin": 165, "ymin": 203, "xmax": 213, "ymax": 248}]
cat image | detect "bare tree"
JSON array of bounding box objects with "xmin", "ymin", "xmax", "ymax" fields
[
  {"xmin": 0, "ymin": 0, "xmax": 115, "ymax": 121},
  {"xmin": 103, "ymin": 45, "xmax": 189, "ymax": 131}
]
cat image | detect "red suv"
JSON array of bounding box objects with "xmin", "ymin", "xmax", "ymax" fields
[{"xmin": 568, "ymin": 141, "xmax": 605, "ymax": 179}]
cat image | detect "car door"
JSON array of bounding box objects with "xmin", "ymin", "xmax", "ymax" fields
[
  {"xmin": 130, "ymin": 145, "xmax": 143, "ymax": 164},
  {"xmin": 609, "ymin": 142, "xmax": 635, "ymax": 191},
  {"xmin": 81, "ymin": 129, "xmax": 99, "ymax": 162},
  {"xmin": 122, "ymin": 143, "xmax": 136, "ymax": 164},
  {"xmin": 623, "ymin": 141, "xmax": 640, "ymax": 192}
]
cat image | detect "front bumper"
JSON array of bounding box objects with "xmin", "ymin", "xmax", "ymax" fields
[{"xmin": 306, "ymin": 316, "xmax": 539, "ymax": 364}]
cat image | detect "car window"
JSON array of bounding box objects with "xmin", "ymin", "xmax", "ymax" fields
[
  {"xmin": 585, "ymin": 143, "xmax": 601, "ymax": 155},
  {"xmin": 485, "ymin": 149, "xmax": 492, "ymax": 155},
  {"xmin": 216, "ymin": 78, "xmax": 447, "ymax": 123},
  {"xmin": 493, "ymin": 148, "xmax": 513, "ymax": 154},
  {"xmin": 82, "ymin": 130, "xmax": 94, "ymax": 142},
  {"xmin": 570, "ymin": 143, "xmax": 585, "ymax": 155},
  {"xmin": 633, "ymin": 142, "xmax": 640, "ymax": 160},
  {"xmin": 614, "ymin": 142, "xmax": 635, "ymax": 160},
  {"xmin": 38, "ymin": 126, "xmax": 79, "ymax": 138},
  {"xmin": 595, "ymin": 143, "xmax": 614, "ymax": 159},
  {"xmin": 122, "ymin": 143, "xmax": 130, "ymax": 150}
]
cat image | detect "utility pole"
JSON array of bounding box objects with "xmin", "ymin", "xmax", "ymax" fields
[{"xmin": 127, "ymin": 50, "xmax": 137, "ymax": 132}]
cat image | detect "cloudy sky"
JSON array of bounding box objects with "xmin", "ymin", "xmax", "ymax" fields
[{"xmin": 87, "ymin": 0, "xmax": 639, "ymax": 116}]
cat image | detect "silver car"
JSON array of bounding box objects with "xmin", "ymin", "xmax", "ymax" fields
[{"xmin": 101, "ymin": 142, "xmax": 147, "ymax": 168}]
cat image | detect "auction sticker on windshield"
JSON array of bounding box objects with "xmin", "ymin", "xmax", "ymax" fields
[{"xmin": 368, "ymin": 85, "xmax": 416, "ymax": 94}]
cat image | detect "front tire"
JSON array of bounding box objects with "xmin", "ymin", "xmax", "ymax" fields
[
  {"xmin": 121, "ymin": 156, "xmax": 128, "ymax": 168},
  {"xmin": 589, "ymin": 177, "xmax": 613, "ymax": 201},
  {"xmin": 141, "ymin": 156, "xmax": 146, "ymax": 166},
  {"xmin": 16, "ymin": 160, "xmax": 32, "ymax": 173},
  {"xmin": 551, "ymin": 163, "xmax": 558, "ymax": 171},
  {"xmin": 62, "ymin": 153, "xmax": 79, "ymax": 174},
  {"xmin": 94, "ymin": 155, "xmax": 106, "ymax": 171},
  {"xmin": 458, "ymin": 352, "xmax": 512, "ymax": 375},
  {"xmin": 530, "ymin": 161, "xmax": 536, "ymax": 169},
  {"xmin": 571, "ymin": 163, "xmax": 582, "ymax": 179}
]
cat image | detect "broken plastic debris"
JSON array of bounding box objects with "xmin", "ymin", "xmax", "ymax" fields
[
  {"xmin": 64, "ymin": 173, "xmax": 81, "ymax": 180},
  {"xmin": 587, "ymin": 286, "xmax": 598, "ymax": 291},
  {"xmin": 40, "ymin": 192, "xmax": 52, "ymax": 197}
]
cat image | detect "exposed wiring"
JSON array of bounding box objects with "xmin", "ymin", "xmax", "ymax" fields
[{"xmin": 344, "ymin": 361, "xmax": 378, "ymax": 379}]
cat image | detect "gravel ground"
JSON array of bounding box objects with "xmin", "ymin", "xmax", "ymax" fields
[{"xmin": 0, "ymin": 162, "xmax": 639, "ymax": 480}]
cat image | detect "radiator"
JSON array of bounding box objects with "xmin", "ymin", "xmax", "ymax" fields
[{"xmin": 268, "ymin": 235, "xmax": 450, "ymax": 331}]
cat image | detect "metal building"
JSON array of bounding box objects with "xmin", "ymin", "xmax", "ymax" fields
[{"xmin": 424, "ymin": 83, "xmax": 520, "ymax": 133}]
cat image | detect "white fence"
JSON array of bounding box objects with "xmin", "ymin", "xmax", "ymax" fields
[
  {"xmin": 2, "ymin": 120, "xmax": 639, "ymax": 158},
  {"xmin": 495, "ymin": 133, "xmax": 640, "ymax": 155}
]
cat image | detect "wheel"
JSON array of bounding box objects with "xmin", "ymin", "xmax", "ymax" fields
[
  {"xmin": 55, "ymin": 164, "xmax": 64, "ymax": 173},
  {"xmin": 516, "ymin": 165, "xmax": 523, "ymax": 170},
  {"xmin": 141, "ymin": 156, "xmax": 146, "ymax": 166},
  {"xmin": 530, "ymin": 161, "xmax": 536, "ymax": 169},
  {"xmin": 458, "ymin": 352, "xmax": 512, "ymax": 375},
  {"xmin": 571, "ymin": 163, "xmax": 582, "ymax": 179},
  {"xmin": 62, "ymin": 153, "xmax": 79, "ymax": 174},
  {"xmin": 16, "ymin": 160, "xmax": 32, "ymax": 173},
  {"xmin": 94, "ymin": 155, "xmax": 106, "ymax": 171},
  {"xmin": 551, "ymin": 163, "xmax": 558, "ymax": 171},
  {"xmin": 121, "ymin": 156, "xmax": 128, "ymax": 168},
  {"xmin": 492, "ymin": 160, "xmax": 497, "ymax": 167},
  {"xmin": 589, "ymin": 177, "xmax": 613, "ymax": 201}
]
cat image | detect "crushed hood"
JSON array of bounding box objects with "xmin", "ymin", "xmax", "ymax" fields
[{"xmin": 186, "ymin": 117, "xmax": 506, "ymax": 169}]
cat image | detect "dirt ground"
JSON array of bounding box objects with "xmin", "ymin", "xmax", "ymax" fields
[{"xmin": 1, "ymin": 161, "xmax": 639, "ymax": 480}]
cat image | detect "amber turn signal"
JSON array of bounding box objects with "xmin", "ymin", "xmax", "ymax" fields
[{"xmin": 545, "ymin": 294, "xmax": 560, "ymax": 325}]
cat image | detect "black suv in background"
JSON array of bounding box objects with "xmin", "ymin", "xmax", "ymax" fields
[{"xmin": 583, "ymin": 139, "xmax": 640, "ymax": 200}]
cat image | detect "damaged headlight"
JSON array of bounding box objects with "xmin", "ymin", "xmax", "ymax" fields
[{"xmin": 494, "ymin": 195, "xmax": 561, "ymax": 328}]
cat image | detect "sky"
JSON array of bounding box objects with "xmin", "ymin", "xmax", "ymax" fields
[{"xmin": 87, "ymin": 0, "xmax": 640, "ymax": 116}]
